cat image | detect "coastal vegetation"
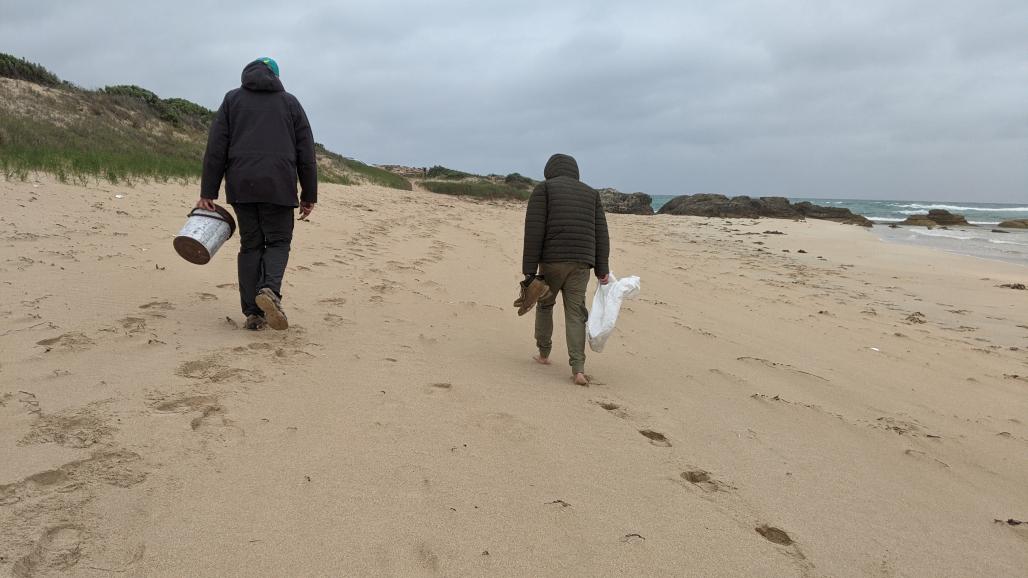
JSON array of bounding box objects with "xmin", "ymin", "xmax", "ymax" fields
[
  {"xmin": 422, "ymin": 180, "xmax": 531, "ymax": 200},
  {"xmin": 0, "ymin": 52, "xmax": 411, "ymax": 190},
  {"xmin": 0, "ymin": 53, "xmax": 63, "ymax": 86}
]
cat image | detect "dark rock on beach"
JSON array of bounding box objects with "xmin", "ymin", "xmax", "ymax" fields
[
  {"xmin": 657, "ymin": 194, "xmax": 872, "ymax": 226},
  {"xmin": 792, "ymin": 202, "xmax": 872, "ymax": 226},
  {"xmin": 899, "ymin": 209, "xmax": 969, "ymax": 227},
  {"xmin": 598, "ymin": 189, "xmax": 654, "ymax": 215},
  {"xmin": 997, "ymin": 219, "xmax": 1028, "ymax": 229}
]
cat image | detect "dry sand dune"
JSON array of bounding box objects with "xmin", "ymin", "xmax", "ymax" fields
[{"xmin": 1, "ymin": 177, "xmax": 1026, "ymax": 577}]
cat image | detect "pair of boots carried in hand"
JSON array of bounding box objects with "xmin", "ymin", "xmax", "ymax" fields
[{"xmin": 514, "ymin": 275, "xmax": 552, "ymax": 316}]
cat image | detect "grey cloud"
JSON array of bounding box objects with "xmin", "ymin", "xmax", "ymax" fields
[{"xmin": 1, "ymin": 0, "xmax": 1024, "ymax": 201}]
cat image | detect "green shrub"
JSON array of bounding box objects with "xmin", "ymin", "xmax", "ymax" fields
[
  {"xmin": 102, "ymin": 84, "xmax": 161, "ymax": 104},
  {"xmin": 426, "ymin": 165, "xmax": 473, "ymax": 180},
  {"xmin": 161, "ymin": 97, "xmax": 215, "ymax": 125},
  {"xmin": 504, "ymin": 172, "xmax": 534, "ymax": 189},
  {"xmin": 0, "ymin": 53, "xmax": 62, "ymax": 86},
  {"xmin": 422, "ymin": 180, "xmax": 530, "ymax": 200},
  {"xmin": 102, "ymin": 85, "xmax": 212, "ymax": 127}
]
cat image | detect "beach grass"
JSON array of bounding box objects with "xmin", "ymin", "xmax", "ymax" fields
[
  {"xmin": 339, "ymin": 158, "xmax": 412, "ymax": 190},
  {"xmin": 314, "ymin": 145, "xmax": 412, "ymax": 190},
  {"xmin": 2, "ymin": 52, "xmax": 411, "ymax": 191},
  {"xmin": 422, "ymin": 180, "xmax": 531, "ymax": 200},
  {"xmin": 0, "ymin": 110, "xmax": 204, "ymax": 185}
]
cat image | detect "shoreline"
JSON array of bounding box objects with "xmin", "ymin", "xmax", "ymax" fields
[{"xmin": 869, "ymin": 220, "xmax": 1028, "ymax": 267}]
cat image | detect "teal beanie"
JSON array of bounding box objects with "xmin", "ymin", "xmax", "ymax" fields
[{"xmin": 257, "ymin": 57, "xmax": 279, "ymax": 77}]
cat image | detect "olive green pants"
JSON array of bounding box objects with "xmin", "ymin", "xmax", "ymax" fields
[{"xmin": 535, "ymin": 262, "xmax": 591, "ymax": 375}]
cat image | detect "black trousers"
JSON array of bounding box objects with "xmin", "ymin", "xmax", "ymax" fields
[{"xmin": 231, "ymin": 203, "xmax": 294, "ymax": 317}]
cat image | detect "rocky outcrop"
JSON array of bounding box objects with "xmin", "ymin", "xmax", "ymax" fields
[
  {"xmin": 791, "ymin": 202, "xmax": 872, "ymax": 226},
  {"xmin": 657, "ymin": 194, "xmax": 871, "ymax": 226},
  {"xmin": 899, "ymin": 209, "xmax": 969, "ymax": 227},
  {"xmin": 997, "ymin": 219, "xmax": 1028, "ymax": 229},
  {"xmin": 598, "ymin": 189, "xmax": 654, "ymax": 215}
]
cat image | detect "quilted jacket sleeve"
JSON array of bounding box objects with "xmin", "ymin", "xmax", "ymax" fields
[{"xmin": 522, "ymin": 182, "xmax": 548, "ymax": 275}]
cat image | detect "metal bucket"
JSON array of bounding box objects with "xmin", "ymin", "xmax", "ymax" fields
[{"xmin": 173, "ymin": 205, "xmax": 237, "ymax": 265}]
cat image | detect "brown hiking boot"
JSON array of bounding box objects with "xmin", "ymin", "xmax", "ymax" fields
[
  {"xmin": 255, "ymin": 288, "xmax": 288, "ymax": 330},
  {"xmin": 244, "ymin": 314, "xmax": 267, "ymax": 331},
  {"xmin": 515, "ymin": 278, "xmax": 552, "ymax": 316}
]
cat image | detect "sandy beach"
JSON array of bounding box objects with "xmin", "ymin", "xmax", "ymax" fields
[{"xmin": 1, "ymin": 177, "xmax": 1026, "ymax": 577}]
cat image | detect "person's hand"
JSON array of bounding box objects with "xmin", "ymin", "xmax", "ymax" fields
[
  {"xmin": 299, "ymin": 201, "xmax": 315, "ymax": 220},
  {"xmin": 599, "ymin": 274, "xmax": 609, "ymax": 285},
  {"xmin": 196, "ymin": 198, "xmax": 216, "ymax": 211}
]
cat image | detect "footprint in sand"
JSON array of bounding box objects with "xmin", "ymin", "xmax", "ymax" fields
[
  {"xmin": 36, "ymin": 332, "xmax": 94, "ymax": 352},
  {"xmin": 148, "ymin": 393, "xmax": 227, "ymax": 430},
  {"xmin": 118, "ymin": 316, "xmax": 147, "ymax": 334},
  {"xmin": 139, "ymin": 300, "xmax": 174, "ymax": 311},
  {"xmin": 323, "ymin": 313, "xmax": 353, "ymax": 327},
  {"xmin": 12, "ymin": 524, "xmax": 86, "ymax": 576},
  {"xmin": 594, "ymin": 400, "xmax": 629, "ymax": 419},
  {"xmin": 20, "ymin": 402, "xmax": 116, "ymax": 449},
  {"xmin": 175, "ymin": 357, "xmax": 263, "ymax": 383},
  {"xmin": 231, "ymin": 342, "xmax": 274, "ymax": 354},
  {"xmin": 755, "ymin": 525, "xmax": 794, "ymax": 546},
  {"xmin": 196, "ymin": 292, "xmax": 218, "ymax": 301},
  {"xmin": 679, "ymin": 469, "xmax": 732, "ymax": 492},
  {"xmin": 639, "ymin": 429, "xmax": 671, "ymax": 447},
  {"xmin": 874, "ymin": 416, "xmax": 937, "ymax": 438},
  {"xmin": 1, "ymin": 450, "xmax": 147, "ymax": 507}
]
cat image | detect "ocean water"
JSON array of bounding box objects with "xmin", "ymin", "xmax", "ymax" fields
[
  {"xmin": 649, "ymin": 196, "xmax": 1028, "ymax": 265},
  {"xmin": 796, "ymin": 199, "xmax": 1028, "ymax": 226},
  {"xmin": 650, "ymin": 196, "xmax": 1028, "ymax": 224}
]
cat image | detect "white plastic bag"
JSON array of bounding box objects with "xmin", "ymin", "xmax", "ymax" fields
[{"xmin": 587, "ymin": 272, "xmax": 641, "ymax": 352}]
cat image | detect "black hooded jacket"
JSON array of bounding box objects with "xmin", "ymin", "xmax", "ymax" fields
[
  {"xmin": 200, "ymin": 61, "xmax": 317, "ymax": 206},
  {"xmin": 522, "ymin": 154, "xmax": 610, "ymax": 277}
]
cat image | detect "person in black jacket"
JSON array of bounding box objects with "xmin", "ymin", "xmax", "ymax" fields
[
  {"xmin": 197, "ymin": 57, "xmax": 317, "ymax": 331},
  {"xmin": 521, "ymin": 153, "xmax": 610, "ymax": 385}
]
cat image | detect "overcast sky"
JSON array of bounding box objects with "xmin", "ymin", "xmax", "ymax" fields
[{"xmin": 2, "ymin": 0, "xmax": 1025, "ymax": 201}]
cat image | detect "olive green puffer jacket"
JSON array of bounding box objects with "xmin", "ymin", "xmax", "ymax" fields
[{"xmin": 522, "ymin": 154, "xmax": 610, "ymax": 278}]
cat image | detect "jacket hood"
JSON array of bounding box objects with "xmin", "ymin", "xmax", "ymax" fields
[
  {"xmin": 241, "ymin": 60, "xmax": 284, "ymax": 92},
  {"xmin": 544, "ymin": 154, "xmax": 579, "ymax": 180}
]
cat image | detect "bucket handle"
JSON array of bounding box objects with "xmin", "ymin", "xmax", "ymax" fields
[{"xmin": 187, "ymin": 206, "xmax": 236, "ymax": 237}]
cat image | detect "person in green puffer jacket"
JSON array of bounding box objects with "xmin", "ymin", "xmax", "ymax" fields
[{"xmin": 521, "ymin": 153, "xmax": 610, "ymax": 386}]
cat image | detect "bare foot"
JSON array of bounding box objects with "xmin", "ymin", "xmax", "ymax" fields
[
  {"xmin": 533, "ymin": 355, "xmax": 551, "ymax": 365},
  {"xmin": 574, "ymin": 373, "xmax": 589, "ymax": 386}
]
